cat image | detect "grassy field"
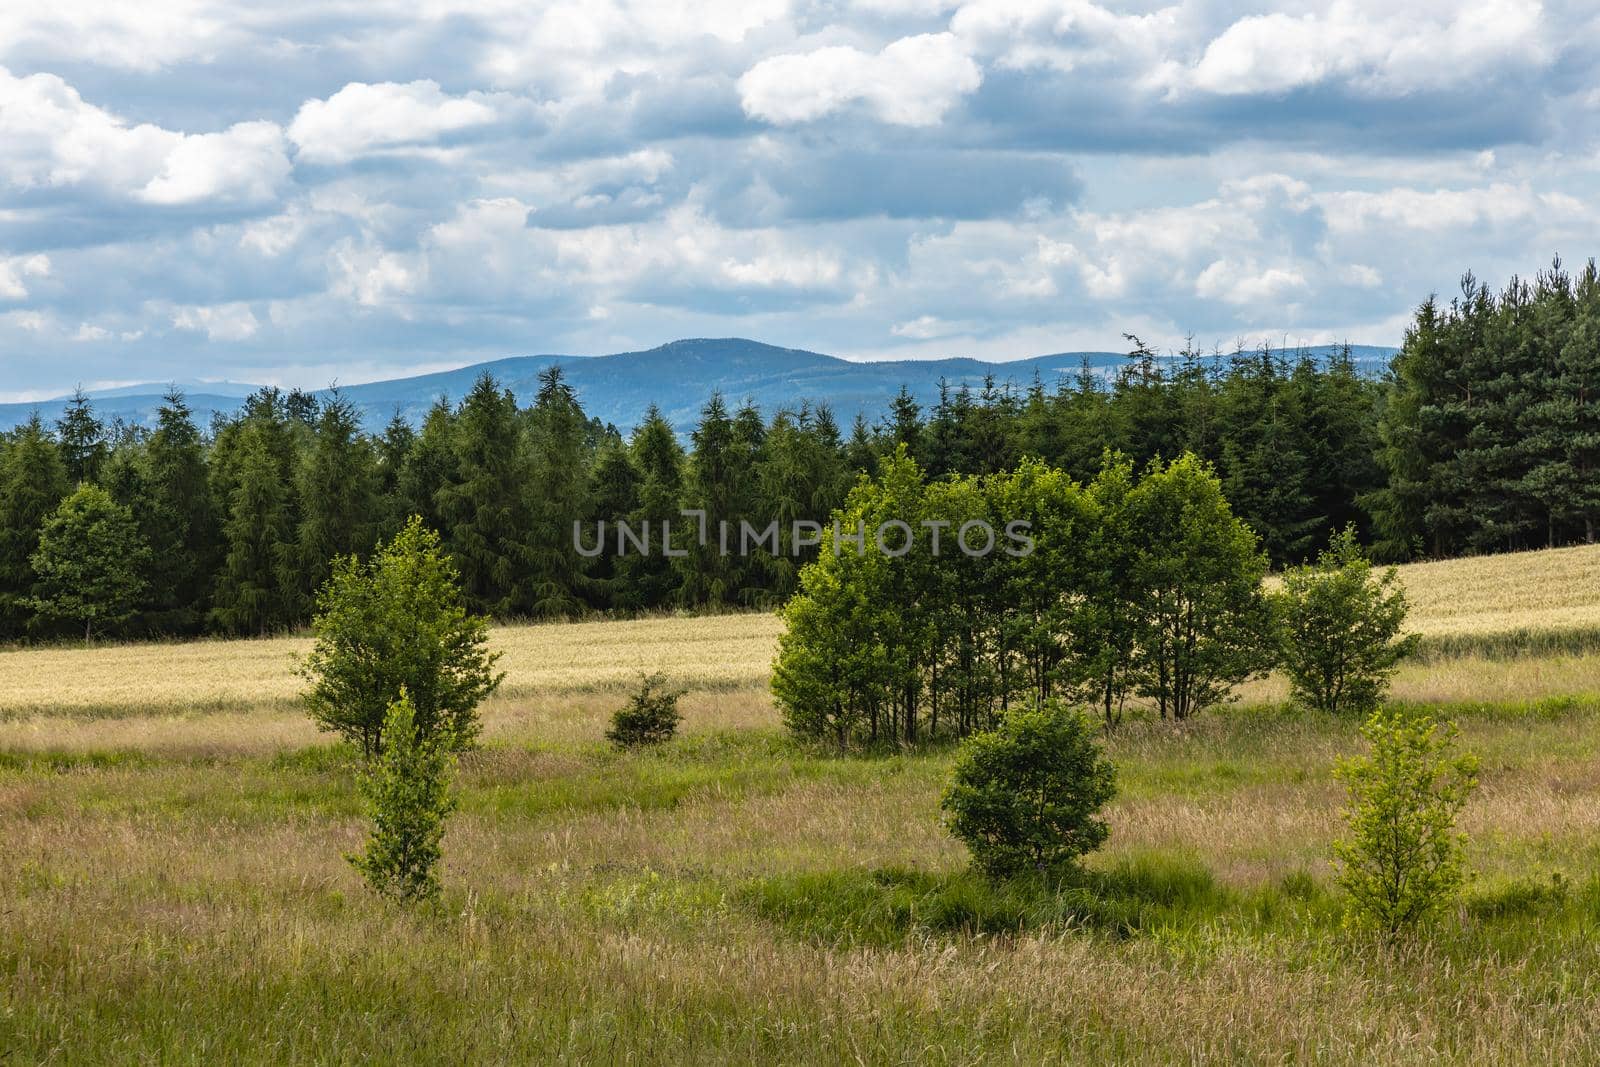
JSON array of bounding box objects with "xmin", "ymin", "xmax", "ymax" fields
[{"xmin": 5, "ymin": 545, "xmax": 1600, "ymax": 1062}]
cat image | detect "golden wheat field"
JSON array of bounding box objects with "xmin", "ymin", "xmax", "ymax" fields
[{"xmin": 6, "ymin": 544, "xmax": 1600, "ymax": 1062}]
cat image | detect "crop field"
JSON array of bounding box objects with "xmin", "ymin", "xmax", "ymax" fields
[{"xmin": 5, "ymin": 544, "xmax": 1600, "ymax": 1062}]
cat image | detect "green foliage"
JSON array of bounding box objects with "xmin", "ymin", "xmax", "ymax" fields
[
  {"xmin": 1276, "ymin": 527, "xmax": 1419, "ymax": 715},
  {"xmin": 133, "ymin": 390, "xmax": 218, "ymax": 634},
  {"xmin": 210, "ymin": 422, "xmax": 295, "ymax": 635},
  {"xmin": 27, "ymin": 484, "xmax": 151, "ymax": 640},
  {"xmin": 606, "ymin": 672, "xmax": 684, "ymax": 748},
  {"xmin": 348, "ymin": 690, "xmax": 456, "ymax": 904},
  {"xmin": 940, "ymin": 703, "xmax": 1116, "ymax": 880},
  {"xmin": 0, "ymin": 414, "xmax": 69, "ymax": 637},
  {"xmin": 1333, "ymin": 706, "xmax": 1480, "ymax": 937},
  {"xmin": 298, "ymin": 517, "xmax": 504, "ymax": 756},
  {"xmin": 1125, "ymin": 453, "xmax": 1275, "ymax": 720}
]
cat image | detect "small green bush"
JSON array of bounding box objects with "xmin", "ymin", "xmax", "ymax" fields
[
  {"xmin": 1275, "ymin": 527, "xmax": 1419, "ymax": 716},
  {"xmin": 1333, "ymin": 705, "xmax": 1478, "ymax": 937},
  {"xmin": 349, "ymin": 691, "xmax": 457, "ymax": 904},
  {"xmin": 940, "ymin": 702, "xmax": 1116, "ymax": 880},
  {"xmin": 606, "ymin": 673, "xmax": 685, "ymax": 748}
]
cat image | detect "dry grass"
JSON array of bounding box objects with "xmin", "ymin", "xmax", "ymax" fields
[
  {"xmin": 6, "ymin": 545, "xmax": 1600, "ymax": 1061},
  {"xmin": 6, "ymin": 542, "xmax": 1600, "ymax": 721}
]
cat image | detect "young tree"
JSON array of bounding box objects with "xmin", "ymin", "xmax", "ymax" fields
[
  {"xmin": 298, "ymin": 517, "xmax": 504, "ymax": 756},
  {"xmin": 1276, "ymin": 528, "xmax": 1419, "ymax": 715},
  {"xmin": 348, "ymin": 690, "xmax": 456, "ymax": 904},
  {"xmin": 605, "ymin": 673, "xmax": 684, "ymax": 748},
  {"xmin": 1334, "ymin": 707, "xmax": 1479, "ymax": 938},
  {"xmin": 941, "ymin": 703, "xmax": 1117, "ymax": 880},
  {"xmin": 1125, "ymin": 454, "xmax": 1274, "ymax": 720},
  {"xmin": 27, "ymin": 485, "xmax": 151, "ymax": 640}
]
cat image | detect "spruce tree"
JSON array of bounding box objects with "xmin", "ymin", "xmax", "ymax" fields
[
  {"xmin": 211, "ymin": 424, "xmax": 295, "ymax": 635},
  {"xmin": 56, "ymin": 388, "xmax": 107, "ymax": 486},
  {"xmin": 525, "ymin": 366, "xmax": 592, "ymax": 617},
  {"xmin": 0, "ymin": 415, "xmax": 70, "ymax": 637},
  {"xmin": 438, "ymin": 374, "xmax": 529, "ymax": 617},
  {"xmin": 136, "ymin": 391, "xmax": 218, "ymax": 633},
  {"xmin": 295, "ymin": 392, "xmax": 380, "ymax": 605}
]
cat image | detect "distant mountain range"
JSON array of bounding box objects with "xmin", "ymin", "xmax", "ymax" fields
[{"xmin": 0, "ymin": 337, "xmax": 1398, "ymax": 434}]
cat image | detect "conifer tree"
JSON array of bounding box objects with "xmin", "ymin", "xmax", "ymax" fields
[
  {"xmin": 295, "ymin": 392, "xmax": 380, "ymax": 603},
  {"xmin": 211, "ymin": 424, "xmax": 295, "ymax": 635},
  {"xmin": 0, "ymin": 415, "xmax": 69, "ymax": 637},
  {"xmin": 56, "ymin": 388, "xmax": 107, "ymax": 486},
  {"xmin": 135, "ymin": 391, "xmax": 218, "ymax": 633},
  {"xmin": 525, "ymin": 366, "xmax": 592, "ymax": 616},
  {"xmin": 438, "ymin": 374, "xmax": 529, "ymax": 616}
]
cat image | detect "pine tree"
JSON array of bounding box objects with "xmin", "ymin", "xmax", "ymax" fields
[
  {"xmin": 438, "ymin": 374, "xmax": 529, "ymax": 616},
  {"xmin": 295, "ymin": 392, "xmax": 380, "ymax": 606},
  {"xmin": 676, "ymin": 393, "xmax": 739, "ymax": 606},
  {"xmin": 0, "ymin": 415, "xmax": 70, "ymax": 637},
  {"xmin": 211, "ymin": 424, "xmax": 295, "ymax": 635},
  {"xmin": 399, "ymin": 400, "xmax": 456, "ymax": 536},
  {"xmin": 56, "ymin": 388, "xmax": 107, "ymax": 486},
  {"xmin": 525, "ymin": 366, "xmax": 592, "ymax": 617},
  {"xmin": 135, "ymin": 391, "xmax": 218, "ymax": 633},
  {"xmin": 624, "ymin": 405, "xmax": 687, "ymax": 608}
]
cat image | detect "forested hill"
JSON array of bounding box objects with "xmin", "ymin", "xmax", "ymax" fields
[{"xmin": 0, "ymin": 337, "xmax": 1396, "ymax": 433}]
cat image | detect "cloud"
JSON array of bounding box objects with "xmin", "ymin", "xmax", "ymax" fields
[
  {"xmin": 738, "ymin": 32, "xmax": 981, "ymax": 126},
  {"xmin": 171, "ymin": 301, "xmax": 260, "ymax": 341},
  {"xmin": 0, "ymin": 253, "xmax": 50, "ymax": 299},
  {"xmin": 289, "ymin": 80, "xmax": 505, "ymax": 165},
  {"xmin": 1189, "ymin": 1, "xmax": 1547, "ymax": 97},
  {"xmin": 0, "ymin": 66, "xmax": 289, "ymax": 204}
]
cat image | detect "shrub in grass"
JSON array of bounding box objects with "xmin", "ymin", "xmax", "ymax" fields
[
  {"xmin": 606, "ymin": 672, "xmax": 684, "ymax": 748},
  {"xmin": 349, "ymin": 690, "xmax": 456, "ymax": 904},
  {"xmin": 1334, "ymin": 705, "xmax": 1478, "ymax": 937},
  {"xmin": 1275, "ymin": 527, "xmax": 1419, "ymax": 716},
  {"xmin": 941, "ymin": 702, "xmax": 1116, "ymax": 880}
]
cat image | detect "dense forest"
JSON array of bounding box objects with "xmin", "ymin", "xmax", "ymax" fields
[{"xmin": 1, "ymin": 258, "xmax": 1597, "ymax": 641}]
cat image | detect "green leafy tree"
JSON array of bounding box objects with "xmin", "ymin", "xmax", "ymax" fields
[
  {"xmin": 1334, "ymin": 707, "xmax": 1479, "ymax": 938},
  {"xmin": 1125, "ymin": 454, "xmax": 1274, "ymax": 720},
  {"xmin": 349, "ymin": 690, "xmax": 456, "ymax": 904},
  {"xmin": 941, "ymin": 703, "xmax": 1117, "ymax": 880},
  {"xmin": 27, "ymin": 485, "xmax": 151, "ymax": 640},
  {"xmin": 525, "ymin": 366, "xmax": 592, "ymax": 617},
  {"xmin": 298, "ymin": 517, "xmax": 504, "ymax": 756},
  {"xmin": 1275, "ymin": 528, "xmax": 1419, "ymax": 715}
]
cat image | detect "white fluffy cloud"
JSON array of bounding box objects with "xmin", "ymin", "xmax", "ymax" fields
[
  {"xmin": 1189, "ymin": 0, "xmax": 1546, "ymax": 96},
  {"xmin": 0, "ymin": 0, "xmax": 1591, "ymax": 395},
  {"xmin": 289, "ymin": 81, "xmax": 503, "ymax": 165},
  {"xmin": 739, "ymin": 32, "xmax": 981, "ymax": 126},
  {"xmin": 0, "ymin": 66, "xmax": 289, "ymax": 203}
]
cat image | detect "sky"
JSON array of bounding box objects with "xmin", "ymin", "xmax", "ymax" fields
[{"xmin": 0, "ymin": 0, "xmax": 1596, "ymax": 400}]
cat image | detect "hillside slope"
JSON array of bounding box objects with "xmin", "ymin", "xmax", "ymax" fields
[{"xmin": 0, "ymin": 337, "xmax": 1397, "ymax": 433}]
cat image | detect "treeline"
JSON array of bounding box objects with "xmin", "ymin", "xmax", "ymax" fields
[
  {"xmin": 1, "ymin": 256, "xmax": 1597, "ymax": 641},
  {"xmin": 1368, "ymin": 258, "xmax": 1600, "ymax": 557}
]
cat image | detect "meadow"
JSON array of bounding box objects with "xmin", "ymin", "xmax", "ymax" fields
[{"xmin": 5, "ymin": 546, "xmax": 1600, "ymax": 1062}]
